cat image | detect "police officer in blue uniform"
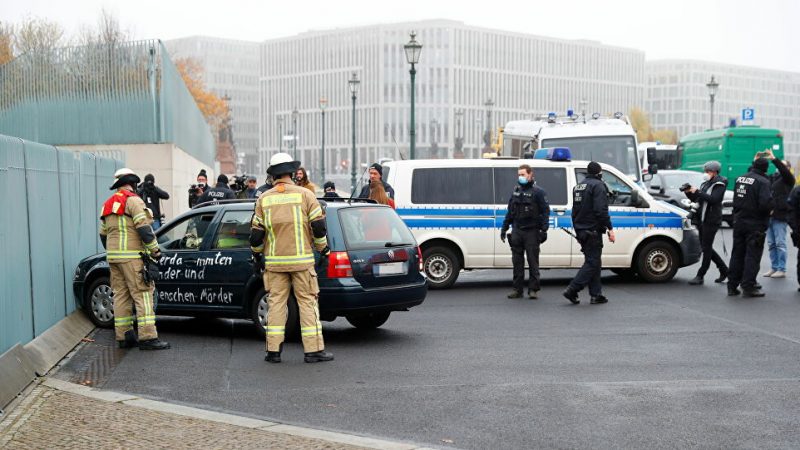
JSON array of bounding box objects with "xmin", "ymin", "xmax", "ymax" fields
[
  {"xmin": 727, "ymin": 157, "xmax": 774, "ymax": 297},
  {"xmin": 563, "ymin": 161, "xmax": 615, "ymax": 305},
  {"xmin": 500, "ymin": 164, "xmax": 550, "ymax": 299}
]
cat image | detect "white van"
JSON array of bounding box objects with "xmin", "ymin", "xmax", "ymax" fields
[{"xmin": 382, "ymin": 156, "xmax": 701, "ymax": 289}]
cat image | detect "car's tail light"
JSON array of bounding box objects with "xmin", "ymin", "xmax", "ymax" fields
[
  {"xmin": 327, "ymin": 251, "xmax": 353, "ymax": 278},
  {"xmin": 416, "ymin": 246, "xmax": 424, "ymax": 272}
]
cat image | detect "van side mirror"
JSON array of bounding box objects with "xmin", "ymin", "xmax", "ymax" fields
[
  {"xmin": 642, "ymin": 173, "xmax": 653, "ymax": 183},
  {"xmin": 646, "ymin": 147, "xmax": 657, "ymax": 162},
  {"xmin": 630, "ymin": 189, "xmax": 649, "ymax": 208}
]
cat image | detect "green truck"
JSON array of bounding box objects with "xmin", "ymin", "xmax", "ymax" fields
[{"xmin": 678, "ymin": 126, "xmax": 784, "ymax": 189}]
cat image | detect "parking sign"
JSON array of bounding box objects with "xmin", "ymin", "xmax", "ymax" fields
[{"xmin": 742, "ymin": 108, "xmax": 755, "ymax": 121}]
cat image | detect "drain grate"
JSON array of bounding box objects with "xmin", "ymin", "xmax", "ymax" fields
[{"xmin": 61, "ymin": 329, "xmax": 127, "ymax": 388}]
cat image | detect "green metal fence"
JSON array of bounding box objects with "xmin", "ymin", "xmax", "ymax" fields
[
  {"xmin": 0, "ymin": 134, "xmax": 123, "ymax": 355},
  {"xmin": 0, "ymin": 40, "xmax": 214, "ymax": 166}
]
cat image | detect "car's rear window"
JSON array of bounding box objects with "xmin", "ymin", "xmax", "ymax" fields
[{"xmin": 338, "ymin": 206, "xmax": 416, "ymax": 250}]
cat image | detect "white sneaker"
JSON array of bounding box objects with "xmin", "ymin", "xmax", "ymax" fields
[
  {"xmin": 762, "ymin": 269, "xmax": 775, "ymax": 277},
  {"xmin": 771, "ymin": 271, "xmax": 786, "ymax": 278}
]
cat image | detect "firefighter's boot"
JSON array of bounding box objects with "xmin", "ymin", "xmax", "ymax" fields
[
  {"xmin": 139, "ymin": 338, "xmax": 170, "ymax": 350},
  {"xmin": 118, "ymin": 330, "xmax": 138, "ymax": 349},
  {"xmin": 304, "ymin": 350, "xmax": 334, "ymax": 363}
]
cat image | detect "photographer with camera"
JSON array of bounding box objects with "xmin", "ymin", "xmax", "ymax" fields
[
  {"xmin": 197, "ymin": 174, "xmax": 236, "ymax": 206},
  {"xmin": 762, "ymin": 150, "xmax": 794, "ymax": 279},
  {"xmin": 137, "ymin": 174, "xmax": 170, "ymax": 230},
  {"xmin": 188, "ymin": 169, "xmax": 210, "ymax": 208},
  {"xmin": 683, "ymin": 161, "xmax": 728, "ymax": 285},
  {"xmin": 727, "ymin": 156, "xmax": 775, "ymax": 297}
]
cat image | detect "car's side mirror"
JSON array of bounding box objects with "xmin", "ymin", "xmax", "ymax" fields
[
  {"xmin": 642, "ymin": 173, "xmax": 653, "ymax": 183},
  {"xmin": 630, "ymin": 189, "xmax": 649, "ymax": 208}
]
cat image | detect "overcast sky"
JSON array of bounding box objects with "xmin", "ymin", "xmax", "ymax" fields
[{"xmin": 4, "ymin": 0, "xmax": 799, "ymax": 72}]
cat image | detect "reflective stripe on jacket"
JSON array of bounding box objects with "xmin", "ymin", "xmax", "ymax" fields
[
  {"xmin": 100, "ymin": 190, "xmax": 156, "ymax": 263},
  {"xmin": 251, "ymin": 181, "xmax": 327, "ymax": 272}
]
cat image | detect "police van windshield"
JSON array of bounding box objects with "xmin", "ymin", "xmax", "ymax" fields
[{"xmin": 542, "ymin": 136, "xmax": 640, "ymax": 181}]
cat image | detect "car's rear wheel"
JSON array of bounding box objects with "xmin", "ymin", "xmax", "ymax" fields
[
  {"xmin": 346, "ymin": 312, "xmax": 391, "ymax": 329},
  {"xmin": 251, "ymin": 288, "xmax": 300, "ymax": 340},
  {"xmin": 635, "ymin": 240, "xmax": 679, "ymax": 283},
  {"xmin": 86, "ymin": 277, "xmax": 114, "ymax": 328},
  {"xmin": 423, "ymin": 246, "xmax": 460, "ymax": 289}
]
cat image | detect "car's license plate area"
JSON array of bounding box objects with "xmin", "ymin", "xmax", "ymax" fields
[{"xmin": 374, "ymin": 261, "xmax": 407, "ymax": 277}]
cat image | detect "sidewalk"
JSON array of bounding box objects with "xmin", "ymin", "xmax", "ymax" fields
[{"xmin": 0, "ymin": 379, "xmax": 422, "ymax": 450}]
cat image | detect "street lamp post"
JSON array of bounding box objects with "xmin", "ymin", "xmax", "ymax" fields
[
  {"xmin": 348, "ymin": 72, "xmax": 360, "ymax": 195},
  {"xmin": 291, "ymin": 108, "xmax": 299, "ymax": 159},
  {"xmin": 277, "ymin": 116, "xmax": 283, "ymax": 153},
  {"xmin": 706, "ymin": 75, "xmax": 719, "ymax": 130},
  {"xmin": 404, "ymin": 31, "xmax": 422, "ymax": 160},
  {"xmin": 484, "ymin": 98, "xmax": 494, "ymax": 150},
  {"xmin": 319, "ymin": 97, "xmax": 327, "ymax": 183}
]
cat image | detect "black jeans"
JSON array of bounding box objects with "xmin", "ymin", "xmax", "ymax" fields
[
  {"xmin": 696, "ymin": 223, "xmax": 727, "ymax": 278},
  {"xmin": 568, "ymin": 229, "xmax": 603, "ymax": 297},
  {"xmin": 727, "ymin": 224, "xmax": 767, "ymax": 291},
  {"xmin": 510, "ymin": 228, "xmax": 541, "ymax": 292}
]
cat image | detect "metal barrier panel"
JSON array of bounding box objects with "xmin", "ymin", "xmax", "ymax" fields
[
  {"xmin": 0, "ymin": 136, "xmax": 34, "ymax": 355},
  {"xmin": 23, "ymin": 141, "xmax": 67, "ymax": 335},
  {"xmin": 78, "ymin": 153, "xmax": 101, "ymax": 255},
  {"xmin": 57, "ymin": 149, "xmax": 80, "ymax": 313}
]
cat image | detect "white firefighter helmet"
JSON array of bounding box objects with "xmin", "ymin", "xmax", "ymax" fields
[
  {"xmin": 267, "ymin": 152, "xmax": 300, "ymax": 177},
  {"xmin": 110, "ymin": 168, "xmax": 141, "ymax": 190}
]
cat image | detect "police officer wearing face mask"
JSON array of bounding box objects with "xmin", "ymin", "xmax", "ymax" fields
[
  {"xmin": 500, "ymin": 164, "xmax": 550, "ymax": 299},
  {"xmin": 727, "ymin": 156, "xmax": 775, "ymax": 297},
  {"xmin": 684, "ymin": 161, "xmax": 728, "ymax": 285}
]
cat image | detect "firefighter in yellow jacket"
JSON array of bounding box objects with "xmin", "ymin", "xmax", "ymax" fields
[
  {"xmin": 250, "ymin": 153, "xmax": 333, "ymax": 363},
  {"xmin": 100, "ymin": 168, "xmax": 170, "ymax": 351}
]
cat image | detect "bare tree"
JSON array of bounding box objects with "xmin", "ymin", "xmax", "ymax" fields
[
  {"xmin": 0, "ymin": 22, "xmax": 13, "ymax": 65},
  {"xmin": 14, "ymin": 16, "xmax": 64, "ymax": 55}
]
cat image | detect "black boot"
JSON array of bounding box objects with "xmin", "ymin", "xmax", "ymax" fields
[
  {"xmin": 528, "ymin": 290, "xmax": 539, "ymax": 300},
  {"xmin": 507, "ymin": 290, "xmax": 523, "ymax": 299},
  {"xmin": 117, "ymin": 330, "xmax": 138, "ymax": 349},
  {"xmin": 688, "ymin": 276, "xmax": 704, "ymax": 285},
  {"xmin": 590, "ymin": 295, "xmax": 608, "ymax": 304},
  {"xmin": 742, "ymin": 288, "xmax": 765, "ymax": 298},
  {"xmin": 563, "ymin": 288, "xmax": 579, "ymax": 304},
  {"xmin": 714, "ymin": 268, "xmax": 728, "ymax": 283},
  {"xmin": 265, "ymin": 352, "xmax": 281, "ymax": 363},
  {"xmin": 139, "ymin": 338, "xmax": 170, "ymax": 350},
  {"xmin": 727, "ymin": 286, "xmax": 741, "ymax": 296},
  {"xmin": 304, "ymin": 350, "xmax": 334, "ymax": 363}
]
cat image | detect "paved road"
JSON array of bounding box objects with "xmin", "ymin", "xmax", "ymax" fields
[{"xmin": 59, "ymin": 242, "xmax": 800, "ymax": 449}]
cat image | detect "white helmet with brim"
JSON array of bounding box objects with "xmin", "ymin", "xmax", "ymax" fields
[{"xmin": 267, "ymin": 152, "xmax": 300, "ymax": 177}]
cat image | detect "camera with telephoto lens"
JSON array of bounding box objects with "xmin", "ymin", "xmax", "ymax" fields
[
  {"xmin": 230, "ymin": 174, "xmax": 248, "ymax": 194},
  {"xmin": 679, "ymin": 183, "xmax": 692, "ymax": 193}
]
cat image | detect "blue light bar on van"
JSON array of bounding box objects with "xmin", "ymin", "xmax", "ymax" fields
[
  {"xmin": 533, "ymin": 147, "xmax": 572, "ymax": 161},
  {"xmin": 547, "ymin": 112, "xmax": 557, "ymax": 123},
  {"xmin": 567, "ymin": 108, "xmax": 574, "ymax": 117}
]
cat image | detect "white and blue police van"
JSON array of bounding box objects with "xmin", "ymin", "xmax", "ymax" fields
[{"xmin": 382, "ymin": 149, "xmax": 701, "ymax": 289}]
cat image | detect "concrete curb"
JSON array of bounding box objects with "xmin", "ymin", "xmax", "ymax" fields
[
  {"xmin": 41, "ymin": 378, "xmax": 427, "ymax": 450},
  {"xmin": 0, "ymin": 311, "xmax": 94, "ymax": 412}
]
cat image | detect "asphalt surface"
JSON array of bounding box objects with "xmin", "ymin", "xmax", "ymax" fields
[{"xmin": 58, "ymin": 239, "xmax": 800, "ymax": 449}]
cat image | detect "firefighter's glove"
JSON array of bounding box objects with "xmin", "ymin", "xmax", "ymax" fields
[
  {"xmin": 149, "ymin": 249, "xmax": 162, "ymax": 260},
  {"xmin": 539, "ymin": 231, "xmax": 548, "ymax": 244},
  {"xmin": 500, "ymin": 228, "xmax": 508, "ymax": 243},
  {"xmin": 251, "ymin": 253, "xmax": 265, "ymax": 274},
  {"xmin": 320, "ymin": 246, "xmax": 331, "ymax": 257}
]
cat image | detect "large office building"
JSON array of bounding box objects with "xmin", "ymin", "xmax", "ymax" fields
[
  {"xmin": 259, "ymin": 19, "xmax": 645, "ymax": 185},
  {"xmin": 165, "ymin": 36, "xmax": 260, "ymax": 174},
  {"xmin": 645, "ymin": 60, "xmax": 800, "ymax": 160}
]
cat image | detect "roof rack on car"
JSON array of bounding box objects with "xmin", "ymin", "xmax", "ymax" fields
[
  {"xmin": 191, "ymin": 198, "xmax": 256, "ymax": 209},
  {"xmin": 317, "ymin": 197, "xmax": 377, "ymax": 204}
]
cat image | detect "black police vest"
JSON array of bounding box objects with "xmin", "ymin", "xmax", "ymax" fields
[{"xmin": 511, "ymin": 186, "xmax": 540, "ymax": 230}]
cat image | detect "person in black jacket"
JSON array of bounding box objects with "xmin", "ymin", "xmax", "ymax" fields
[
  {"xmin": 563, "ymin": 161, "xmax": 615, "ymax": 305},
  {"xmin": 787, "ymin": 184, "xmax": 800, "ymax": 292},
  {"xmin": 197, "ymin": 174, "xmax": 236, "ymax": 206},
  {"xmin": 763, "ymin": 151, "xmax": 795, "ymax": 278},
  {"xmin": 358, "ymin": 163, "xmax": 395, "ymax": 199},
  {"xmin": 500, "ymin": 164, "xmax": 550, "ymax": 299},
  {"xmin": 727, "ymin": 157, "xmax": 775, "ymax": 297},
  {"xmin": 137, "ymin": 174, "xmax": 170, "ymax": 229},
  {"xmin": 323, "ymin": 181, "xmax": 341, "ymax": 198},
  {"xmin": 684, "ymin": 161, "xmax": 728, "ymax": 285}
]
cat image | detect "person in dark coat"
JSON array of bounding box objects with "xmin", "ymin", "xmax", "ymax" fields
[
  {"xmin": 197, "ymin": 174, "xmax": 236, "ymax": 206},
  {"xmin": 684, "ymin": 161, "xmax": 728, "ymax": 285},
  {"xmin": 323, "ymin": 181, "xmax": 341, "ymax": 198},
  {"xmin": 358, "ymin": 163, "xmax": 395, "ymax": 199},
  {"xmin": 763, "ymin": 150, "xmax": 795, "ymax": 278},
  {"xmin": 137, "ymin": 174, "xmax": 170, "ymax": 229}
]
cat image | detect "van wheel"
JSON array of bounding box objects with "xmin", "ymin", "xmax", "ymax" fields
[
  {"xmin": 251, "ymin": 288, "xmax": 300, "ymax": 341},
  {"xmin": 423, "ymin": 246, "xmax": 460, "ymax": 289},
  {"xmin": 346, "ymin": 312, "xmax": 391, "ymax": 329},
  {"xmin": 635, "ymin": 241, "xmax": 678, "ymax": 283}
]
